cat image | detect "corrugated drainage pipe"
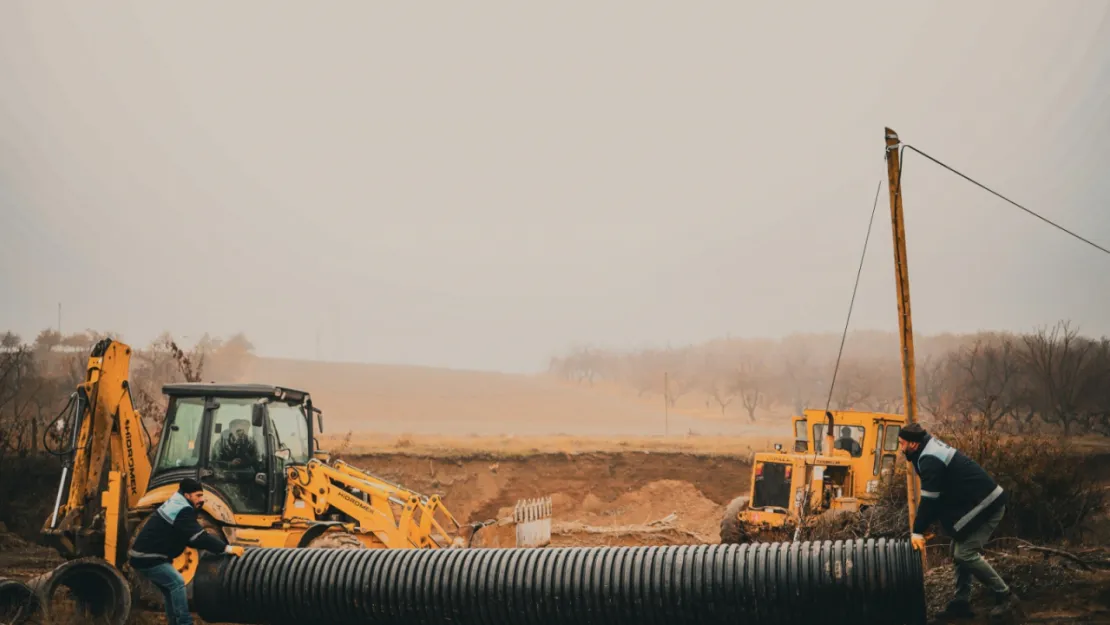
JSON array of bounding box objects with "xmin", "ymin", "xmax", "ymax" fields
[
  {"xmin": 0, "ymin": 577, "xmax": 40, "ymax": 624},
  {"xmin": 195, "ymin": 538, "xmax": 926, "ymax": 625},
  {"xmin": 24, "ymin": 557, "xmax": 131, "ymax": 625}
]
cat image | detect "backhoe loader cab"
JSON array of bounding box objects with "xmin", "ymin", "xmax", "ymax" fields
[
  {"xmin": 143, "ymin": 385, "xmax": 302, "ymax": 518},
  {"xmin": 720, "ymin": 409, "xmax": 905, "ymax": 544},
  {"xmin": 147, "ymin": 383, "xmax": 318, "ymax": 517}
]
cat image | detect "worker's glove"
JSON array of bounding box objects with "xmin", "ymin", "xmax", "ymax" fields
[
  {"xmin": 225, "ymin": 545, "xmax": 245, "ymax": 557},
  {"xmin": 911, "ymin": 533, "xmax": 926, "ymax": 551}
]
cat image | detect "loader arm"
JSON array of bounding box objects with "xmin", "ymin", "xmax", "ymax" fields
[
  {"xmin": 43, "ymin": 339, "xmax": 153, "ymax": 560},
  {"xmin": 284, "ymin": 460, "xmax": 461, "ymax": 548},
  {"xmin": 331, "ymin": 459, "xmax": 465, "ymax": 540}
]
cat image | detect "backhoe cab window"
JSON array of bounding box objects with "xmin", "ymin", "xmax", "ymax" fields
[
  {"xmin": 209, "ymin": 399, "xmax": 265, "ymax": 471},
  {"xmin": 156, "ymin": 398, "xmax": 205, "ymax": 470},
  {"xmin": 206, "ymin": 398, "xmax": 267, "ymax": 513},
  {"xmin": 267, "ymin": 402, "xmax": 310, "ymax": 466},
  {"xmin": 813, "ymin": 424, "xmax": 865, "ymax": 457}
]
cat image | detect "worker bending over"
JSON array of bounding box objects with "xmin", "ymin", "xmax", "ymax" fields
[
  {"xmin": 127, "ymin": 478, "xmax": 244, "ymax": 625},
  {"xmin": 899, "ymin": 423, "xmax": 1020, "ymax": 621}
]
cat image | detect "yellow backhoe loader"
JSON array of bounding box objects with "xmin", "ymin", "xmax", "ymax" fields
[{"xmin": 40, "ymin": 339, "xmax": 552, "ymax": 599}]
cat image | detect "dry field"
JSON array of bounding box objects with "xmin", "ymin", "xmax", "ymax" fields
[{"xmin": 245, "ymin": 357, "xmax": 784, "ymax": 437}]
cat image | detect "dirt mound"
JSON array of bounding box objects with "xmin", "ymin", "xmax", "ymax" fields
[
  {"xmin": 546, "ymin": 479, "xmax": 724, "ymax": 545},
  {"xmin": 356, "ymin": 451, "xmax": 750, "ymax": 527},
  {"xmin": 0, "ymin": 532, "xmax": 62, "ymax": 581}
]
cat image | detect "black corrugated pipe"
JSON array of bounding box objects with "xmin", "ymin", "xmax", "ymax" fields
[
  {"xmin": 194, "ymin": 538, "xmax": 926, "ymax": 625},
  {"xmin": 0, "ymin": 577, "xmax": 40, "ymax": 624},
  {"xmin": 24, "ymin": 557, "xmax": 131, "ymax": 625}
]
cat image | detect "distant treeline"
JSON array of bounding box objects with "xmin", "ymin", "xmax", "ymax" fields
[{"xmin": 547, "ymin": 321, "xmax": 1110, "ymax": 437}]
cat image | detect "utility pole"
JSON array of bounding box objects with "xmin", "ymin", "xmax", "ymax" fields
[
  {"xmin": 663, "ymin": 371, "xmax": 670, "ymax": 436},
  {"xmin": 885, "ymin": 127, "xmax": 925, "ymax": 569},
  {"xmin": 57, "ymin": 302, "xmax": 62, "ymax": 335}
]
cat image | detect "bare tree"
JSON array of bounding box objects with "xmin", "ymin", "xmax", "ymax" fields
[
  {"xmin": 949, "ymin": 335, "xmax": 1022, "ymax": 429},
  {"xmin": 1020, "ymin": 321, "xmax": 1095, "ymax": 437},
  {"xmin": 701, "ymin": 367, "xmax": 737, "ymax": 415},
  {"xmin": 917, "ymin": 354, "xmax": 957, "ymax": 420},
  {"xmin": 778, "ymin": 341, "xmax": 817, "ymax": 415},
  {"xmin": 551, "ymin": 346, "xmax": 600, "ymax": 386},
  {"xmin": 1077, "ymin": 337, "xmax": 1110, "ymax": 435},
  {"xmin": 733, "ymin": 357, "xmax": 767, "ymax": 422},
  {"xmin": 132, "ymin": 333, "xmax": 208, "ymax": 441},
  {"xmin": 829, "ymin": 360, "xmax": 874, "ymax": 411}
]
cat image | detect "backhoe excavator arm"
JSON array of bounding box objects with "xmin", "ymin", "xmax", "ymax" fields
[{"xmin": 42, "ymin": 339, "xmax": 153, "ymax": 561}]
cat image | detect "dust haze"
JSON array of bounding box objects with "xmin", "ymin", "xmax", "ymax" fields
[{"xmin": 3, "ymin": 2, "xmax": 1110, "ymax": 374}]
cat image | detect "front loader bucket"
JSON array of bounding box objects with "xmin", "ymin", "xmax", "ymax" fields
[
  {"xmin": 514, "ymin": 497, "xmax": 552, "ymax": 548},
  {"xmin": 466, "ymin": 496, "xmax": 553, "ymax": 549}
]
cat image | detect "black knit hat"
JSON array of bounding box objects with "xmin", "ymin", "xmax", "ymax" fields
[
  {"xmin": 898, "ymin": 422, "xmax": 927, "ymax": 443},
  {"xmin": 179, "ymin": 478, "xmax": 203, "ymax": 494}
]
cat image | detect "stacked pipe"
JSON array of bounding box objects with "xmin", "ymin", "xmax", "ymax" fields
[
  {"xmin": 23, "ymin": 557, "xmax": 131, "ymax": 625},
  {"xmin": 194, "ymin": 538, "xmax": 926, "ymax": 625},
  {"xmin": 0, "ymin": 577, "xmax": 40, "ymax": 625}
]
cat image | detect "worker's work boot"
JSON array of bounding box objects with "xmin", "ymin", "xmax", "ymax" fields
[
  {"xmin": 989, "ymin": 591, "xmax": 1022, "ymax": 621},
  {"xmin": 929, "ymin": 599, "xmax": 975, "ymax": 623}
]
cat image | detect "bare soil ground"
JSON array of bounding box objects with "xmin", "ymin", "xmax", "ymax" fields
[{"xmin": 342, "ymin": 449, "xmax": 748, "ymax": 547}]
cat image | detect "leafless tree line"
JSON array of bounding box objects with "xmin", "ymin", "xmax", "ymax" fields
[
  {"xmin": 549, "ymin": 321, "xmax": 1110, "ymax": 436},
  {"xmin": 0, "ymin": 328, "xmax": 256, "ymax": 463}
]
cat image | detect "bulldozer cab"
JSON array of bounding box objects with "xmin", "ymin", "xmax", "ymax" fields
[
  {"xmin": 150, "ymin": 384, "xmax": 319, "ymax": 517},
  {"xmin": 795, "ymin": 409, "xmax": 905, "ymax": 498}
]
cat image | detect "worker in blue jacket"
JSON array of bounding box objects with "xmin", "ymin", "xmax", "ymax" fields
[
  {"xmin": 899, "ymin": 423, "xmax": 1020, "ymax": 621},
  {"xmin": 127, "ymin": 478, "xmax": 244, "ymax": 625}
]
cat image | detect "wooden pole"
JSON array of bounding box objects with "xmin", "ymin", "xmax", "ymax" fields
[
  {"xmin": 663, "ymin": 371, "xmax": 669, "ymax": 436},
  {"xmin": 885, "ymin": 127, "xmax": 926, "ymax": 568}
]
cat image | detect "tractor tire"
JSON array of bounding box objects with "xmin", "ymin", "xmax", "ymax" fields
[
  {"xmin": 306, "ymin": 531, "xmax": 368, "ymax": 550},
  {"xmin": 718, "ymin": 495, "xmax": 751, "ymax": 544}
]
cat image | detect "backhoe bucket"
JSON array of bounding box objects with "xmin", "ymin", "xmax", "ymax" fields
[{"xmin": 466, "ymin": 496, "xmax": 553, "ymax": 548}]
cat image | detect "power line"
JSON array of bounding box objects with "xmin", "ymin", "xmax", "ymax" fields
[
  {"xmin": 900, "ymin": 145, "xmax": 1110, "ymax": 257},
  {"xmin": 824, "ymin": 179, "xmax": 884, "ymax": 415}
]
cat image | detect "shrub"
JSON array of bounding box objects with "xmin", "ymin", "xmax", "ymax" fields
[{"xmin": 932, "ymin": 420, "xmax": 1105, "ymax": 543}]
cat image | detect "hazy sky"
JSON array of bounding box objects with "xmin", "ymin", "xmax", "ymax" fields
[{"xmin": 3, "ymin": 2, "xmax": 1110, "ymax": 373}]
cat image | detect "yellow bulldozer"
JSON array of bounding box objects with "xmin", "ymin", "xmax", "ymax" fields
[
  {"xmin": 40, "ymin": 339, "xmax": 552, "ymax": 599},
  {"xmin": 720, "ymin": 408, "xmax": 905, "ymax": 543}
]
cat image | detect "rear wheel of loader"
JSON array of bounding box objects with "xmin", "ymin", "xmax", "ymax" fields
[
  {"xmin": 719, "ymin": 495, "xmax": 751, "ymax": 544},
  {"xmin": 306, "ymin": 530, "xmax": 368, "ymax": 550}
]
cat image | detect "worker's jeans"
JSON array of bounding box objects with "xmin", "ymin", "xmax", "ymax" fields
[
  {"xmin": 951, "ymin": 505, "xmax": 1010, "ymax": 602},
  {"xmin": 133, "ymin": 562, "xmax": 192, "ymax": 625}
]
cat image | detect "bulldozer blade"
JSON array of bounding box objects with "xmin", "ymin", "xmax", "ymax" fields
[{"xmin": 514, "ymin": 496, "xmax": 552, "ymax": 548}]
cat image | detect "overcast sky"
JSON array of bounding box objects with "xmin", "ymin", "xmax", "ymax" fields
[{"xmin": 2, "ymin": 1, "xmax": 1109, "ymax": 373}]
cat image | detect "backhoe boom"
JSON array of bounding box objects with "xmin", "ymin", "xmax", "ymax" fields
[{"xmin": 43, "ymin": 339, "xmax": 152, "ymax": 559}]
